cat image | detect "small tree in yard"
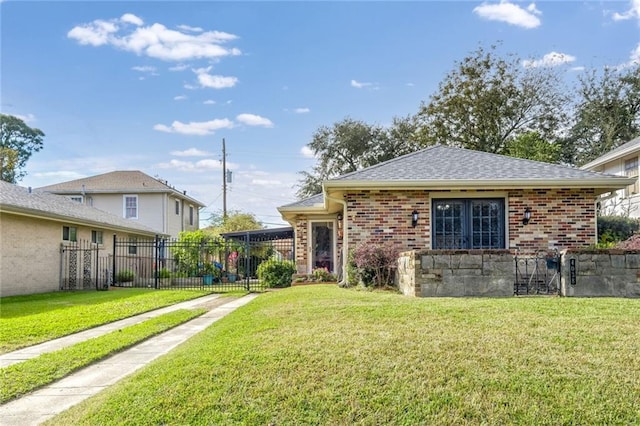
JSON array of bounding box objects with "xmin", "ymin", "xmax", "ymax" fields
[{"xmin": 351, "ymin": 240, "xmax": 400, "ymax": 287}]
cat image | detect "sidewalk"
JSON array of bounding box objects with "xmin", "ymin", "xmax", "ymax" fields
[{"xmin": 0, "ymin": 293, "xmax": 260, "ymax": 426}]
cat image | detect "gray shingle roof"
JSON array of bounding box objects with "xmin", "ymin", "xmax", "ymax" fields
[
  {"xmin": 37, "ymin": 170, "xmax": 205, "ymax": 207},
  {"xmin": 333, "ymin": 145, "xmax": 615, "ymax": 182},
  {"xmin": 280, "ymin": 193, "xmax": 324, "ymax": 209},
  {"xmin": 0, "ymin": 181, "xmax": 161, "ymax": 235}
]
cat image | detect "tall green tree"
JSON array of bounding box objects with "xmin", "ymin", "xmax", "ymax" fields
[
  {"xmin": 296, "ymin": 118, "xmax": 385, "ymax": 199},
  {"xmin": 416, "ymin": 45, "xmax": 568, "ymax": 155},
  {"xmin": 0, "ymin": 114, "xmax": 45, "ymax": 183},
  {"xmin": 296, "ymin": 117, "xmax": 422, "ymax": 199},
  {"xmin": 505, "ymin": 131, "xmax": 561, "ymax": 163},
  {"xmin": 566, "ymin": 64, "xmax": 640, "ymax": 166},
  {"xmin": 207, "ymin": 210, "xmax": 263, "ymax": 234}
]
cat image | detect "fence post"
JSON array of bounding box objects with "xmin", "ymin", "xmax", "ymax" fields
[
  {"xmin": 244, "ymin": 232, "xmax": 250, "ymax": 291},
  {"xmin": 154, "ymin": 235, "xmax": 159, "ymax": 289},
  {"xmin": 112, "ymin": 234, "xmax": 117, "ymax": 286}
]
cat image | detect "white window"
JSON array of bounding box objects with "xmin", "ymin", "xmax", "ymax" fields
[
  {"xmin": 625, "ymin": 158, "xmax": 639, "ymax": 197},
  {"xmin": 91, "ymin": 230, "xmax": 103, "ymax": 244},
  {"xmin": 123, "ymin": 195, "xmax": 138, "ymax": 219},
  {"xmin": 62, "ymin": 226, "xmax": 77, "ymax": 242},
  {"xmin": 175, "ymin": 200, "xmax": 180, "ymax": 215},
  {"xmin": 69, "ymin": 196, "xmax": 83, "ymax": 203},
  {"xmin": 189, "ymin": 206, "xmax": 194, "ymax": 226}
]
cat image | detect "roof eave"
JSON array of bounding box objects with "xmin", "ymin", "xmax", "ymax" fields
[
  {"xmin": 0, "ymin": 205, "xmax": 163, "ymax": 237},
  {"xmin": 324, "ymin": 178, "xmax": 634, "ymax": 191}
]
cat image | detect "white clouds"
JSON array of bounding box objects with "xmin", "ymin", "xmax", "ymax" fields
[
  {"xmin": 170, "ymin": 148, "xmax": 212, "ymax": 157},
  {"xmin": 156, "ymin": 158, "xmax": 223, "ymax": 172},
  {"xmin": 294, "ymin": 107, "xmax": 310, "ymax": 114},
  {"xmin": 473, "ymin": 1, "xmax": 542, "ymax": 29},
  {"xmin": 169, "ymin": 64, "xmax": 188, "ymax": 72},
  {"xmin": 153, "ymin": 118, "xmax": 234, "ymax": 135},
  {"xmin": 351, "ymin": 79, "xmax": 373, "ymax": 89},
  {"xmin": 300, "ymin": 146, "xmax": 316, "ymax": 159},
  {"xmin": 203, "ymin": 99, "xmax": 216, "ymax": 105},
  {"xmin": 522, "ymin": 51, "xmax": 576, "ymax": 68},
  {"xmin": 132, "ymin": 65, "xmax": 156, "ymax": 72},
  {"xmin": 174, "ymin": 95, "xmax": 187, "ymax": 101},
  {"xmin": 14, "ymin": 113, "xmax": 36, "ymax": 123},
  {"xmin": 612, "ymin": 0, "xmax": 640, "ymax": 21},
  {"xmin": 619, "ymin": 43, "xmax": 640, "ymax": 68},
  {"xmin": 68, "ymin": 14, "xmax": 241, "ymax": 61},
  {"xmin": 154, "ymin": 114, "xmax": 273, "ymax": 135},
  {"xmin": 121, "ymin": 13, "xmax": 144, "ymax": 26},
  {"xmin": 196, "ymin": 71, "xmax": 238, "ymax": 89},
  {"xmin": 176, "ymin": 24, "xmax": 203, "ymax": 33},
  {"xmin": 236, "ymin": 113, "xmax": 274, "ymax": 127}
]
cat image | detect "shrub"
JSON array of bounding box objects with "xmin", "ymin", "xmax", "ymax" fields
[
  {"xmin": 351, "ymin": 240, "xmax": 400, "ymax": 287},
  {"xmin": 312, "ymin": 267, "xmax": 337, "ymax": 282},
  {"xmin": 257, "ymin": 259, "xmax": 296, "ymax": 288},
  {"xmin": 158, "ymin": 268, "xmax": 171, "ymax": 279},
  {"xmin": 597, "ymin": 216, "xmax": 640, "ymax": 245},
  {"xmin": 116, "ymin": 270, "xmax": 134, "ymax": 283}
]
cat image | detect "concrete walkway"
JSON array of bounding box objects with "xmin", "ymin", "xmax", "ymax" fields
[{"xmin": 0, "ymin": 293, "xmax": 259, "ymax": 426}]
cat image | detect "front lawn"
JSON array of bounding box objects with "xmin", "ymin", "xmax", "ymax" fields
[
  {"xmin": 0, "ymin": 289, "xmax": 210, "ymax": 353},
  {"xmin": 47, "ymin": 286, "xmax": 640, "ymax": 425}
]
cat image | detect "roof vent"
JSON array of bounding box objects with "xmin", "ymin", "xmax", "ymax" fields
[
  {"xmin": 28, "ymin": 187, "xmax": 32, "ymax": 194},
  {"xmin": 183, "ymin": 190, "xmax": 187, "ymax": 195}
]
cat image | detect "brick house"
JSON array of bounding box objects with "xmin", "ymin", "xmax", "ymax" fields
[
  {"xmin": 38, "ymin": 171, "xmax": 205, "ymax": 239},
  {"xmin": 278, "ymin": 145, "xmax": 634, "ymax": 282},
  {"xmin": 580, "ymin": 136, "xmax": 640, "ymax": 217},
  {"xmin": 0, "ymin": 181, "xmax": 160, "ymax": 297}
]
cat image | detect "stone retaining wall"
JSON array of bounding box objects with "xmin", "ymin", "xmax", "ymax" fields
[
  {"xmin": 398, "ymin": 249, "xmax": 640, "ymax": 298},
  {"xmin": 397, "ymin": 250, "xmax": 514, "ymax": 297},
  {"xmin": 560, "ymin": 249, "xmax": 640, "ymax": 298}
]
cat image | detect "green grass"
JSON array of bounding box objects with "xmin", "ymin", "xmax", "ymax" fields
[
  {"xmin": 0, "ymin": 289, "xmax": 210, "ymax": 353},
  {"xmin": 47, "ymin": 285, "xmax": 640, "ymax": 425},
  {"xmin": 0, "ymin": 308, "xmax": 206, "ymax": 403}
]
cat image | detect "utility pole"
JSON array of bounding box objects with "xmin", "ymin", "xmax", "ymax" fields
[{"xmin": 222, "ymin": 138, "xmax": 227, "ymax": 222}]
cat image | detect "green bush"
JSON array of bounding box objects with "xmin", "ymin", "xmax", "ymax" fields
[
  {"xmin": 257, "ymin": 259, "xmax": 296, "ymax": 288},
  {"xmin": 158, "ymin": 268, "xmax": 171, "ymax": 279},
  {"xmin": 597, "ymin": 216, "xmax": 640, "ymax": 245},
  {"xmin": 116, "ymin": 270, "xmax": 135, "ymax": 283}
]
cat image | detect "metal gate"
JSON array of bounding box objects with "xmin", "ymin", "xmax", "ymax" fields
[
  {"xmin": 60, "ymin": 240, "xmax": 110, "ymax": 291},
  {"xmin": 514, "ymin": 250, "xmax": 560, "ymax": 295}
]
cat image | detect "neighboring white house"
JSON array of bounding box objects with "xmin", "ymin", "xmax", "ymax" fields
[
  {"xmin": 38, "ymin": 171, "xmax": 205, "ymax": 238},
  {"xmin": 0, "ymin": 181, "xmax": 162, "ymax": 297},
  {"xmin": 581, "ymin": 136, "xmax": 640, "ymax": 218}
]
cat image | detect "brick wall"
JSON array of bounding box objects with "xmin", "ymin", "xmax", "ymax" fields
[{"xmin": 508, "ymin": 188, "xmax": 596, "ymax": 253}]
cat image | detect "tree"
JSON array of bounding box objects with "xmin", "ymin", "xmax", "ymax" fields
[
  {"xmin": 416, "ymin": 45, "xmax": 568, "ymax": 155},
  {"xmin": 207, "ymin": 210, "xmax": 263, "ymax": 234},
  {"xmin": 565, "ymin": 64, "xmax": 640, "ymax": 166},
  {"xmin": 505, "ymin": 132, "xmax": 561, "ymax": 163},
  {"xmin": 296, "ymin": 117, "xmax": 422, "ymax": 199},
  {"xmin": 0, "ymin": 114, "xmax": 45, "ymax": 183}
]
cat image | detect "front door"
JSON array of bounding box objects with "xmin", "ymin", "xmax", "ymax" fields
[{"xmin": 310, "ymin": 221, "xmax": 334, "ymax": 272}]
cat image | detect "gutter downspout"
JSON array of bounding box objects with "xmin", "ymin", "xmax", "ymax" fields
[{"xmin": 325, "ymin": 191, "xmax": 348, "ymax": 287}]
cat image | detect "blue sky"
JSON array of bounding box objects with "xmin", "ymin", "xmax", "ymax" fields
[{"xmin": 2, "ymin": 1, "xmax": 639, "ymax": 227}]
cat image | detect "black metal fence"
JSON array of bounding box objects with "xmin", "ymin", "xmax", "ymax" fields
[
  {"xmin": 514, "ymin": 251, "xmax": 561, "ymax": 295},
  {"xmin": 60, "ymin": 240, "xmax": 111, "ymax": 291},
  {"xmin": 111, "ymin": 235, "xmax": 294, "ymax": 291},
  {"xmin": 59, "ymin": 232, "xmax": 294, "ymax": 292}
]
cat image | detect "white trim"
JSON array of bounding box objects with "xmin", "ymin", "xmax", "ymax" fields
[
  {"xmin": 123, "ymin": 195, "xmax": 138, "ymax": 219},
  {"xmin": 307, "ymin": 219, "xmax": 338, "ymax": 274}
]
